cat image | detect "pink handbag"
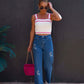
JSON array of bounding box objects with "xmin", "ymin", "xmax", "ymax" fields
[{"xmin": 24, "ymin": 50, "xmax": 35, "ymax": 76}]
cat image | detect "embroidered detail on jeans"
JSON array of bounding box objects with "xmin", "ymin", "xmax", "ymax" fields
[
  {"xmin": 49, "ymin": 51, "xmax": 53, "ymax": 56},
  {"xmin": 33, "ymin": 44, "xmax": 37, "ymax": 50},
  {"xmin": 36, "ymin": 70, "xmax": 40, "ymax": 75}
]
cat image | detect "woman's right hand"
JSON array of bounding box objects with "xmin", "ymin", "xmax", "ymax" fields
[{"xmin": 27, "ymin": 45, "xmax": 32, "ymax": 52}]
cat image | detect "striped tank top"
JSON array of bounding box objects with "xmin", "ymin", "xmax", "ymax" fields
[{"xmin": 34, "ymin": 13, "xmax": 52, "ymax": 34}]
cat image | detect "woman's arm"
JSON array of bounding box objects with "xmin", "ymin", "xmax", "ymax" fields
[
  {"xmin": 50, "ymin": 8, "xmax": 62, "ymax": 21},
  {"xmin": 28, "ymin": 14, "xmax": 35, "ymax": 48},
  {"xmin": 48, "ymin": 2, "xmax": 62, "ymax": 21}
]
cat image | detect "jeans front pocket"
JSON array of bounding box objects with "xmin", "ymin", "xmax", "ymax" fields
[
  {"xmin": 46, "ymin": 36, "xmax": 52, "ymax": 40},
  {"xmin": 33, "ymin": 36, "xmax": 39, "ymax": 42}
]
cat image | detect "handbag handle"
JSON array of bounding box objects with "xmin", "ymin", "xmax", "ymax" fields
[{"xmin": 25, "ymin": 50, "xmax": 34, "ymax": 64}]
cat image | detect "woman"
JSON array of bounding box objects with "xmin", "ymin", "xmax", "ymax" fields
[{"xmin": 27, "ymin": 0, "xmax": 62, "ymax": 84}]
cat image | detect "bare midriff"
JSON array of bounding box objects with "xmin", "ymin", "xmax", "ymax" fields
[{"xmin": 36, "ymin": 34, "xmax": 51, "ymax": 36}]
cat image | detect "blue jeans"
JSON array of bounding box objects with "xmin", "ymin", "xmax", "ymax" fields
[{"xmin": 32, "ymin": 34, "xmax": 54, "ymax": 84}]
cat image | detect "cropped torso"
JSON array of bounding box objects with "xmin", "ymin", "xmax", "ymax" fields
[{"xmin": 34, "ymin": 13, "xmax": 52, "ymax": 35}]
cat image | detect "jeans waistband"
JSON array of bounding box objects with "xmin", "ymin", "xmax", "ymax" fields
[{"xmin": 34, "ymin": 34, "xmax": 52, "ymax": 39}]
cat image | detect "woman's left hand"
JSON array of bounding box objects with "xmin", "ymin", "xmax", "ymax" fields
[{"xmin": 48, "ymin": 2, "xmax": 53, "ymax": 10}]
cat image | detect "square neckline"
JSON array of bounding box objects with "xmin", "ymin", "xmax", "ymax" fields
[{"xmin": 36, "ymin": 13, "xmax": 50, "ymax": 20}]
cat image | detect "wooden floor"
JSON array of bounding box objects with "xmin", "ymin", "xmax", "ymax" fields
[{"xmin": 0, "ymin": 83, "xmax": 83, "ymax": 84}]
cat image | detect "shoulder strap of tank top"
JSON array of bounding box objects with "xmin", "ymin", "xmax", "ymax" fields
[
  {"xmin": 48, "ymin": 13, "xmax": 50, "ymax": 19},
  {"xmin": 34, "ymin": 14, "xmax": 38, "ymax": 19}
]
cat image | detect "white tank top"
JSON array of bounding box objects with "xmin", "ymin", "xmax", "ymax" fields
[{"xmin": 34, "ymin": 13, "xmax": 52, "ymax": 34}]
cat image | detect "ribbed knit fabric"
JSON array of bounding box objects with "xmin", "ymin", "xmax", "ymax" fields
[{"xmin": 34, "ymin": 13, "xmax": 52, "ymax": 34}]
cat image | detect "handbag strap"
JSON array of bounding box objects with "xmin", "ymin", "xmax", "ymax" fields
[{"xmin": 25, "ymin": 50, "xmax": 34, "ymax": 64}]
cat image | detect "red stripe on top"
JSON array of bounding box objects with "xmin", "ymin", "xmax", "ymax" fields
[
  {"xmin": 35, "ymin": 32, "xmax": 51, "ymax": 34},
  {"xmin": 35, "ymin": 21, "xmax": 51, "ymax": 22}
]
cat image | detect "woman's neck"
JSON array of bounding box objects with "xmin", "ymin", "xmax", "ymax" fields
[{"xmin": 39, "ymin": 12, "xmax": 47, "ymax": 15}]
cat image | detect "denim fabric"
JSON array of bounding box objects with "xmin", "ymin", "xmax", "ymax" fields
[{"xmin": 32, "ymin": 34, "xmax": 54, "ymax": 84}]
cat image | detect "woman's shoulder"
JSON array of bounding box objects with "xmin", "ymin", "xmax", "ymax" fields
[
  {"xmin": 46, "ymin": 12, "xmax": 53, "ymax": 20},
  {"xmin": 47, "ymin": 12, "xmax": 52, "ymax": 19},
  {"xmin": 33, "ymin": 13, "xmax": 40, "ymax": 20},
  {"xmin": 32, "ymin": 13, "xmax": 36, "ymax": 17},
  {"xmin": 31, "ymin": 14, "xmax": 36, "ymax": 21},
  {"xmin": 32, "ymin": 13, "xmax": 38, "ymax": 20}
]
